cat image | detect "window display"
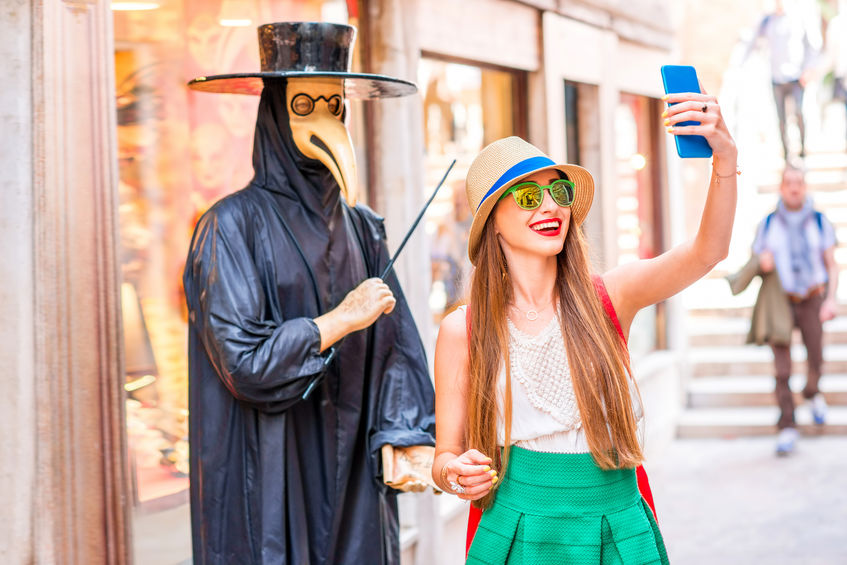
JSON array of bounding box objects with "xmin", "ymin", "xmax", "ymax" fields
[
  {"xmin": 420, "ymin": 58, "xmax": 523, "ymax": 326},
  {"xmin": 615, "ymin": 93, "xmax": 666, "ymax": 356}
]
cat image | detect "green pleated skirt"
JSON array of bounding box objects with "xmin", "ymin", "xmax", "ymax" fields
[{"xmin": 466, "ymin": 447, "xmax": 669, "ymax": 564}]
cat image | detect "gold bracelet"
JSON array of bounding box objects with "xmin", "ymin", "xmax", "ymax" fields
[
  {"xmin": 439, "ymin": 461, "xmax": 450, "ymax": 487},
  {"xmin": 712, "ymin": 163, "xmax": 741, "ymax": 184}
]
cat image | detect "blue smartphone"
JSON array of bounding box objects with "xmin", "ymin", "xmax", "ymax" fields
[{"xmin": 660, "ymin": 65, "xmax": 712, "ymax": 158}]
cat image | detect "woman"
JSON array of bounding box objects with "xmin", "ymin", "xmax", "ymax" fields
[{"xmin": 432, "ymin": 90, "xmax": 738, "ymax": 563}]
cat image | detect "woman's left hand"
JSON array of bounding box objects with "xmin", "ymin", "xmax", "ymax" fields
[{"xmin": 664, "ymin": 90, "xmax": 737, "ymax": 164}]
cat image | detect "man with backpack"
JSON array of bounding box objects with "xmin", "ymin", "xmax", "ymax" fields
[{"xmin": 752, "ymin": 166, "xmax": 838, "ymax": 455}]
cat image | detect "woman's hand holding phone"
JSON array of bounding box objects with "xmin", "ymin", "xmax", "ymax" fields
[
  {"xmin": 661, "ymin": 65, "xmax": 736, "ymax": 167},
  {"xmin": 663, "ymin": 89, "xmax": 737, "ymax": 169}
]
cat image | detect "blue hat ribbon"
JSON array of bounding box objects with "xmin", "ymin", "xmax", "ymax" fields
[{"xmin": 476, "ymin": 155, "xmax": 556, "ymax": 212}]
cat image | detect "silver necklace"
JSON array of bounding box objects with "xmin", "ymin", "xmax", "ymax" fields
[{"xmin": 511, "ymin": 299, "xmax": 554, "ymax": 321}]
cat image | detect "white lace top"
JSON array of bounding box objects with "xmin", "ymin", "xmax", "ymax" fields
[{"xmin": 494, "ymin": 313, "xmax": 644, "ymax": 453}]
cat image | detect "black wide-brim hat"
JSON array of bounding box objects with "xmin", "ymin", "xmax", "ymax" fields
[{"xmin": 187, "ymin": 22, "xmax": 417, "ymax": 99}]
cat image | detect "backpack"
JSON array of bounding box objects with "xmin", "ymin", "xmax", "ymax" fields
[{"xmin": 763, "ymin": 208, "xmax": 824, "ymax": 236}]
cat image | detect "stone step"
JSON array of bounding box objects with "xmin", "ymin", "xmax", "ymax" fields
[
  {"xmin": 788, "ymin": 151, "xmax": 847, "ymax": 172},
  {"xmin": 824, "ymin": 206, "xmax": 847, "ymax": 225},
  {"xmin": 684, "ymin": 294, "xmax": 847, "ymax": 319},
  {"xmin": 686, "ymin": 306, "xmax": 753, "ymax": 319},
  {"xmin": 757, "ymin": 158, "xmax": 847, "ymax": 193},
  {"xmin": 687, "ymin": 316, "xmax": 847, "ymax": 347},
  {"xmin": 760, "ymin": 179, "xmax": 847, "ymax": 193},
  {"xmin": 687, "ymin": 374, "xmax": 847, "ymax": 408},
  {"xmin": 680, "ymin": 279, "xmax": 755, "ymax": 315},
  {"xmin": 686, "ymin": 304, "xmax": 847, "ymax": 320},
  {"xmin": 676, "ymin": 406, "xmax": 847, "ymax": 438},
  {"xmin": 689, "ymin": 344, "xmax": 847, "ymax": 377},
  {"xmin": 682, "ymin": 277, "xmax": 847, "ymax": 319}
]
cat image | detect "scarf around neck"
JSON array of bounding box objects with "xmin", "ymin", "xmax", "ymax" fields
[{"xmin": 776, "ymin": 197, "xmax": 815, "ymax": 294}]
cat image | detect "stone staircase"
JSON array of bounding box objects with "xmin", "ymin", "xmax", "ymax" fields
[
  {"xmin": 676, "ymin": 150, "xmax": 847, "ymax": 439},
  {"xmin": 678, "ymin": 301, "xmax": 847, "ymax": 438}
]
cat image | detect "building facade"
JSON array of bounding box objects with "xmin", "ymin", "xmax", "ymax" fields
[{"xmin": 1, "ymin": 1, "xmax": 687, "ymax": 563}]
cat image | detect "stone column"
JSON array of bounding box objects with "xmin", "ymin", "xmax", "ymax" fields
[
  {"xmin": 361, "ymin": 0, "xmax": 432, "ymax": 350},
  {"xmin": 361, "ymin": 2, "xmax": 441, "ymax": 565},
  {"xmin": 0, "ymin": 1, "xmax": 130, "ymax": 563},
  {"xmin": 1, "ymin": 2, "xmax": 37, "ymax": 563}
]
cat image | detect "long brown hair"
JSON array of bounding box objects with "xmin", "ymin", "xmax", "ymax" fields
[{"xmin": 466, "ymin": 211, "xmax": 643, "ymax": 510}]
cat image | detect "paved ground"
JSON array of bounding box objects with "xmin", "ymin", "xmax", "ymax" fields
[{"xmin": 647, "ymin": 436, "xmax": 847, "ymax": 564}]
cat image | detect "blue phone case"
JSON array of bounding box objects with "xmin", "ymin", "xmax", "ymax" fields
[{"xmin": 660, "ymin": 65, "xmax": 712, "ymax": 158}]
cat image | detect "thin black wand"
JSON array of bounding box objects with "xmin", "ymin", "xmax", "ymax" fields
[
  {"xmin": 301, "ymin": 159, "xmax": 456, "ymax": 400},
  {"xmin": 380, "ymin": 159, "xmax": 456, "ymax": 279}
]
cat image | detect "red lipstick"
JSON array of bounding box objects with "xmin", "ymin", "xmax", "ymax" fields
[{"xmin": 528, "ymin": 218, "xmax": 562, "ymax": 237}]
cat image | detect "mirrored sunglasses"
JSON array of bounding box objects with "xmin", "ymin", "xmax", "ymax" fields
[{"xmin": 498, "ymin": 179, "xmax": 575, "ymax": 210}]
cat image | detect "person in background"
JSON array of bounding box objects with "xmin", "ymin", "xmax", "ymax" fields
[
  {"xmin": 752, "ymin": 166, "xmax": 838, "ymax": 456},
  {"xmin": 744, "ymin": 0, "xmax": 821, "ymax": 160},
  {"xmin": 432, "ymin": 82, "xmax": 737, "ymax": 562}
]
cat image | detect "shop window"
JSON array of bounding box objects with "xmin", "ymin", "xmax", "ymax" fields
[
  {"xmin": 114, "ymin": 2, "xmax": 350, "ymax": 562},
  {"xmin": 563, "ymin": 80, "xmax": 604, "ymax": 267},
  {"xmin": 564, "ymin": 81, "xmax": 581, "ymax": 164},
  {"xmin": 615, "ymin": 93, "xmax": 667, "ymax": 357},
  {"xmin": 420, "ymin": 58, "xmax": 525, "ymax": 327}
]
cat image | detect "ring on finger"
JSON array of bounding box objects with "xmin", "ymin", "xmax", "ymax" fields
[
  {"xmin": 449, "ymin": 479, "xmax": 466, "ymax": 494},
  {"xmin": 701, "ymin": 104, "xmax": 708, "ymax": 113}
]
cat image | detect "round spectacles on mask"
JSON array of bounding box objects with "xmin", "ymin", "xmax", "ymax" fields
[
  {"xmin": 498, "ymin": 179, "xmax": 575, "ymax": 210},
  {"xmin": 290, "ymin": 93, "xmax": 343, "ymax": 117}
]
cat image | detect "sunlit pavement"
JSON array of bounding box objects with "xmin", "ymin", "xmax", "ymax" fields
[{"xmin": 647, "ymin": 436, "xmax": 847, "ymax": 564}]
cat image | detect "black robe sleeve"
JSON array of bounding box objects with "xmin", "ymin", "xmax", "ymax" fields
[
  {"xmin": 353, "ymin": 207, "xmax": 436, "ymax": 479},
  {"xmin": 184, "ymin": 203, "xmax": 327, "ymax": 412},
  {"xmin": 369, "ymin": 271, "xmax": 436, "ymax": 451}
]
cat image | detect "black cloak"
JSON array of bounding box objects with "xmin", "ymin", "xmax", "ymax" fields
[{"xmin": 183, "ymin": 81, "xmax": 435, "ymax": 565}]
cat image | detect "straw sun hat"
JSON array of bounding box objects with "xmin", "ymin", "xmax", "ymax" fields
[{"xmin": 465, "ymin": 136, "xmax": 595, "ymax": 265}]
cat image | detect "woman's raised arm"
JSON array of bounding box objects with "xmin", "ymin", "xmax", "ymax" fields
[{"xmin": 604, "ymin": 89, "xmax": 738, "ymax": 338}]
